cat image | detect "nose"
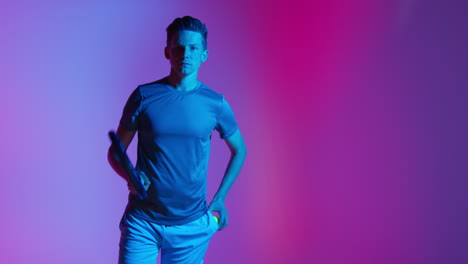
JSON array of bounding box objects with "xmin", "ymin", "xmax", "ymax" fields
[{"xmin": 183, "ymin": 47, "xmax": 191, "ymax": 58}]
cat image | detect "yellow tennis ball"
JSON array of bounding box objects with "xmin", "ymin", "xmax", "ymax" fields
[{"xmin": 214, "ymin": 216, "xmax": 219, "ymax": 223}]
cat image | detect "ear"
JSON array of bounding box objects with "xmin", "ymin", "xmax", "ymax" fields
[
  {"xmin": 201, "ymin": 49, "xmax": 209, "ymax": 62},
  {"xmin": 164, "ymin": 46, "xmax": 170, "ymax": 60}
]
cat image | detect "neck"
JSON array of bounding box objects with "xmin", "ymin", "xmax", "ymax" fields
[{"xmin": 167, "ymin": 71, "xmax": 199, "ymax": 91}]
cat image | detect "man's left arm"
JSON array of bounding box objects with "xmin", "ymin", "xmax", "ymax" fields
[{"xmin": 209, "ymin": 128, "xmax": 247, "ymax": 230}]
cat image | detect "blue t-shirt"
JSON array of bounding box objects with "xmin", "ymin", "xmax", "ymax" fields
[{"xmin": 119, "ymin": 77, "xmax": 238, "ymax": 225}]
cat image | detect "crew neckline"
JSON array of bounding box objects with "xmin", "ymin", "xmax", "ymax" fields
[{"xmin": 163, "ymin": 77, "xmax": 202, "ymax": 95}]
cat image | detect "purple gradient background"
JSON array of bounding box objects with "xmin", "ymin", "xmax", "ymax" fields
[{"xmin": 1, "ymin": 0, "xmax": 467, "ymax": 263}]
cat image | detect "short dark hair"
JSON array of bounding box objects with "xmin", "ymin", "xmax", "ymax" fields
[{"xmin": 166, "ymin": 16, "xmax": 208, "ymax": 49}]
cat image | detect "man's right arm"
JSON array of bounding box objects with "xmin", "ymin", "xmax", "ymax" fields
[{"xmin": 107, "ymin": 124, "xmax": 137, "ymax": 182}]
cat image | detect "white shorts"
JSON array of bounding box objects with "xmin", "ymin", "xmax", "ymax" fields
[{"xmin": 118, "ymin": 211, "xmax": 219, "ymax": 264}]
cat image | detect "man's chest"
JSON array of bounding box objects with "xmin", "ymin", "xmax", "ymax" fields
[{"xmin": 140, "ymin": 98, "xmax": 217, "ymax": 138}]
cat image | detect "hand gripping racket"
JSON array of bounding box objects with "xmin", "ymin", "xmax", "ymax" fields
[{"xmin": 108, "ymin": 130, "xmax": 148, "ymax": 200}]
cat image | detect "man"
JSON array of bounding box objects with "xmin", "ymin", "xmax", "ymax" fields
[{"xmin": 107, "ymin": 16, "xmax": 247, "ymax": 264}]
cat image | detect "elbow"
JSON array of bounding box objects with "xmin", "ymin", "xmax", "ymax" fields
[
  {"xmin": 107, "ymin": 147, "xmax": 116, "ymax": 167},
  {"xmin": 241, "ymin": 145, "xmax": 247, "ymax": 157},
  {"xmin": 232, "ymin": 144, "xmax": 247, "ymax": 158},
  {"xmin": 239, "ymin": 141, "xmax": 247, "ymax": 157}
]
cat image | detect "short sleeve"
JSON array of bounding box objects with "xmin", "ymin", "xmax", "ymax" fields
[
  {"xmin": 119, "ymin": 87, "xmax": 143, "ymax": 131},
  {"xmin": 215, "ymin": 96, "xmax": 238, "ymax": 139}
]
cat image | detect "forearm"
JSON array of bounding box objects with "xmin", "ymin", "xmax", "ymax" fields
[
  {"xmin": 213, "ymin": 149, "xmax": 247, "ymax": 202},
  {"xmin": 107, "ymin": 147, "xmax": 129, "ymax": 182}
]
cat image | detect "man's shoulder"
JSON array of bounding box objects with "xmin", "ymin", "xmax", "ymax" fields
[
  {"xmin": 198, "ymin": 82, "xmax": 224, "ymax": 101},
  {"xmin": 138, "ymin": 78, "xmax": 168, "ymax": 90},
  {"xmin": 134, "ymin": 78, "xmax": 169, "ymax": 97}
]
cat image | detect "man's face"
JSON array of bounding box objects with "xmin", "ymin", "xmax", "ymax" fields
[{"xmin": 165, "ymin": 30, "xmax": 208, "ymax": 77}]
